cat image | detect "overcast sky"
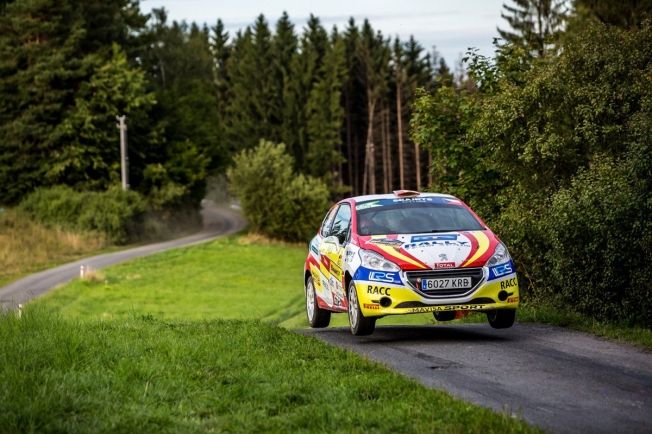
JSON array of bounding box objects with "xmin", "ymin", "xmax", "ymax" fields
[{"xmin": 141, "ymin": 0, "xmax": 507, "ymax": 67}]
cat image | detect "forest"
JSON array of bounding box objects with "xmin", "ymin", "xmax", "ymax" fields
[
  {"xmin": 1, "ymin": 0, "xmax": 651, "ymax": 327},
  {"xmin": 0, "ymin": 0, "xmax": 451, "ymax": 207}
]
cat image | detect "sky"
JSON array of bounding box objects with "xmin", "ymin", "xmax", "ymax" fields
[{"xmin": 141, "ymin": 0, "xmax": 507, "ymax": 67}]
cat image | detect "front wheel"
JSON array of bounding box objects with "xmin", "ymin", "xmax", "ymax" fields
[
  {"xmin": 347, "ymin": 281, "xmax": 375, "ymax": 336},
  {"xmin": 306, "ymin": 277, "xmax": 331, "ymax": 328},
  {"xmin": 487, "ymin": 309, "xmax": 516, "ymax": 329}
]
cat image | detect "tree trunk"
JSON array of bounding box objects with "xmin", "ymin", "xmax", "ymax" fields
[
  {"xmin": 381, "ymin": 105, "xmax": 389, "ymax": 193},
  {"xmin": 414, "ymin": 142, "xmax": 421, "ymax": 191},
  {"xmin": 345, "ymin": 90, "xmax": 354, "ymax": 195},
  {"xmin": 396, "ymin": 79, "xmax": 405, "ymax": 190},
  {"xmin": 385, "ymin": 107, "xmax": 393, "ymax": 191},
  {"xmin": 365, "ymin": 94, "xmax": 376, "ymax": 195},
  {"xmin": 427, "ymin": 150, "xmax": 432, "ymax": 188}
]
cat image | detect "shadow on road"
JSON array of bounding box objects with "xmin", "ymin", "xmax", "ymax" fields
[{"xmin": 307, "ymin": 324, "xmax": 513, "ymax": 344}]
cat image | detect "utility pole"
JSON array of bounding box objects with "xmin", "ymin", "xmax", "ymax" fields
[{"xmin": 116, "ymin": 115, "xmax": 129, "ymax": 190}]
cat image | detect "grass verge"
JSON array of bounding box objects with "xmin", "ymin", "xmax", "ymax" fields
[
  {"xmin": 0, "ymin": 308, "xmax": 538, "ymax": 433},
  {"xmin": 38, "ymin": 235, "xmax": 651, "ymax": 349},
  {"xmin": 516, "ymin": 302, "xmax": 652, "ymax": 349},
  {"xmin": 0, "ymin": 209, "xmax": 107, "ymax": 287}
]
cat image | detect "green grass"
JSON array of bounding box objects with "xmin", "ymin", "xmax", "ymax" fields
[
  {"xmin": 40, "ymin": 236, "xmax": 437, "ymax": 328},
  {"xmin": 39, "ymin": 235, "xmax": 651, "ymax": 349},
  {"xmin": 516, "ymin": 302, "xmax": 652, "ymax": 349},
  {"xmin": 0, "ymin": 308, "xmax": 538, "ymax": 433},
  {"xmin": 12, "ymin": 236, "xmax": 543, "ymax": 432}
]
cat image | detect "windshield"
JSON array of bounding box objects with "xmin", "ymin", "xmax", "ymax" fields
[{"xmin": 356, "ymin": 200, "xmax": 484, "ymax": 235}]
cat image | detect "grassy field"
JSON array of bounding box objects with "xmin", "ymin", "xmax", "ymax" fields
[
  {"xmin": 0, "ymin": 209, "xmax": 107, "ymax": 287},
  {"xmin": 0, "ymin": 235, "xmax": 543, "ymax": 433},
  {"xmin": 39, "ymin": 235, "xmax": 437, "ymax": 329},
  {"xmin": 38, "ymin": 234, "xmax": 651, "ymax": 348},
  {"xmin": 0, "ymin": 308, "xmax": 538, "ymax": 433},
  {"xmin": 5, "ymin": 233, "xmax": 647, "ymax": 432}
]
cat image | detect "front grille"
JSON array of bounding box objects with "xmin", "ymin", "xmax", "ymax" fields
[{"xmin": 405, "ymin": 268, "xmax": 484, "ymax": 298}]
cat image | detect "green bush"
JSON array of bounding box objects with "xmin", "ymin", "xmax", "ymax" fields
[
  {"xmin": 542, "ymin": 155, "xmax": 651, "ymax": 327},
  {"xmin": 227, "ymin": 140, "xmax": 330, "ymax": 242},
  {"xmin": 19, "ymin": 186, "xmax": 146, "ymax": 244}
]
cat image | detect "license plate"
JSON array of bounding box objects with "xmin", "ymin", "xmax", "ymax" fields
[{"xmin": 422, "ymin": 277, "xmax": 472, "ymax": 290}]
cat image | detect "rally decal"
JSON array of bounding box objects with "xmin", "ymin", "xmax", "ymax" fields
[
  {"xmin": 366, "ymin": 236, "xmax": 429, "ymax": 269},
  {"xmin": 461, "ymin": 231, "xmax": 490, "ymax": 267},
  {"xmin": 404, "ymin": 304, "xmax": 489, "ymax": 313}
]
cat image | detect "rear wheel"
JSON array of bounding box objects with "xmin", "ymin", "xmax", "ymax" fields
[
  {"xmin": 433, "ymin": 311, "xmax": 456, "ymax": 322},
  {"xmin": 306, "ymin": 277, "xmax": 331, "ymax": 328},
  {"xmin": 347, "ymin": 281, "xmax": 376, "ymax": 336},
  {"xmin": 487, "ymin": 309, "xmax": 516, "ymax": 329}
]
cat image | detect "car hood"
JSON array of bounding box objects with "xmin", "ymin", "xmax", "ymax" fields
[{"xmin": 357, "ymin": 231, "xmax": 498, "ymax": 270}]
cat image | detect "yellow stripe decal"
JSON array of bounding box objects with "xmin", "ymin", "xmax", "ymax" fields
[
  {"xmin": 462, "ymin": 231, "xmax": 490, "ymax": 267},
  {"xmin": 372, "ymin": 243, "xmax": 427, "ymax": 269}
]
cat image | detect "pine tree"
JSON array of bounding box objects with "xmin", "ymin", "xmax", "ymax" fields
[
  {"xmin": 342, "ymin": 18, "xmax": 366, "ymax": 195},
  {"xmin": 498, "ymin": 0, "xmax": 567, "ymax": 57},
  {"xmin": 0, "ymin": 0, "xmax": 88, "ymax": 203},
  {"xmin": 358, "ymin": 20, "xmax": 390, "ymax": 194},
  {"xmin": 271, "ymin": 12, "xmax": 300, "ymax": 163},
  {"xmin": 305, "ymin": 28, "xmax": 347, "ymax": 186},
  {"xmin": 574, "ymin": 0, "xmax": 652, "ymax": 29},
  {"xmin": 225, "ymin": 15, "xmax": 279, "ymax": 151}
]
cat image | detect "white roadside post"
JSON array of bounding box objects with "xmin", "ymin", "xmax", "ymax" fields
[{"xmin": 116, "ymin": 115, "xmax": 129, "ymax": 190}]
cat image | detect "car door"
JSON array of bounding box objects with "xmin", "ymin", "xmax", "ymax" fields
[{"xmin": 318, "ymin": 203, "xmax": 351, "ymax": 310}]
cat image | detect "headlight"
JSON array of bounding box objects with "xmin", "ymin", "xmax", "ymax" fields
[
  {"xmin": 359, "ymin": 249, "xmax": 400, "ymax": 271},
  {"xmin": 486, "ymin": 243, "xmax": 511, "ymax": 267}
]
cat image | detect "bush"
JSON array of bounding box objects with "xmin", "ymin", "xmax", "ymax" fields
[
  {"xmin": 227, "ymin": 140, "xmax": 330, "ymax": 242},
  {"xmin": 541, "ymin": 155, "xmax": 652, "ymax": 327},
  {"xmin": 19, "ymin": 186, "xmax": 146, "ymax": 244}
]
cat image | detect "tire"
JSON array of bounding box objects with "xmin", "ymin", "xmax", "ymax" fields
[
  {"xmin": 487, "ymin": 309, "xmax": 516, "ymax": 329},
  {"xmin": 347, "ymin": 281, "xmax": 376, "ymax": 336},
  {"xmin": 305, "ymin": 277, "xmax": 331, "ymax": 328},
  {"xmin": 433, "ymin": 311, "xmax": 456, "ymax": 322}
]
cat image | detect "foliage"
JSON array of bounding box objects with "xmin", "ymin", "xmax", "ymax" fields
[
  {"xmin": 544, "ymin": 156, "xmax": 651, "ymax": 326},
  {"xmin": 48, "ymin": 44, "xmax": 157, "ymax": 189},
  {"xmin": 411, "ymin": 18, "xmax": 652, "ymax": 327},
  {"xmin": 19, "ymin": 186, "xmax": 146, "ymax": 244},
  {"xmin": 227, "ymin": 141, "xmax": 330, "ymax": 242},
  {"xmin": 497, "ymin": 0, "xmax": 567, "ymax": 58}
]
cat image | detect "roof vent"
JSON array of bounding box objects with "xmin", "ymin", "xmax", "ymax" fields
[{"xmin": 393, "ymin": 190, "xmax": 420, "ymax": 197}]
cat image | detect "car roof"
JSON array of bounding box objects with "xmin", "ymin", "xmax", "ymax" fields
[{"xmin": 348, "ymin": 192, "xmax": 457, "ymax": 203}]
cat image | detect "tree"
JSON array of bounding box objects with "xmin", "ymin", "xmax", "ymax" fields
[
  {"xmin": 358, "ymin": 20, "xmax": 390, "ymax": 194},
  {"xmin": 498, "ymin": 0, "xmax": 567, "ymax": 57},
  {"xmin": 48, "ymin": 44, "xmax": 157, "ymax": 190},
  {"xmin": 225, "ymin": 15, "xmax": 279, "ymax": 152},
  {"xmin": 0, "ymin": 0, "xmax": 89, "ymax": 203},
  {"xmin": 574, "ymin": 0, "xmax": 652, "ymax": 28},
  {"xmin": 227, "ymin": 140, "xmax": 330, "ymax": 241},
  {"xmin": 271, "ymin": 12, "xmax": 300, "ymax": 161},
  {"xmin": 305, "ymin": 29, "xmax": 347, "ymax": 187}
]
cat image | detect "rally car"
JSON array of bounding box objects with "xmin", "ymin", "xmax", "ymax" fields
[{"xmin": 304, "ymin": 190, "xmax": 519, "ymax": 335}]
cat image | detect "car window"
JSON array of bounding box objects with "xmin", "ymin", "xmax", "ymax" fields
[
  {"xmin": 330, "ymin": 204, "xmax": 351, "ymax": 244},
  {"xmin": 357, "ymin": 202, "xmax": 484, "ymax": 235},
  {"xmin": 320, "ymin": 206, "xmax": 338, "ymax": 237}
]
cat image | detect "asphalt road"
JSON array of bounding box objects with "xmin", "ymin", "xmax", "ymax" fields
[
  {"xmin": 0, "ymin": 203, "xmax": 246, "ymax": 311},
  {"xmin": 303, "ymin": 323, "xmax": 652, "ymax": 434}
]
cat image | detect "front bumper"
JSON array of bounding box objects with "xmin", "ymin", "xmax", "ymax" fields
[{"xmin": 356, "ymin": 269, "xmax": 520, "ymax": 317}]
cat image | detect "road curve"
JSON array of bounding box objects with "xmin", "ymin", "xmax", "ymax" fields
[
  {"xmin": 0, "ymin": 204, "xmax": 246, "ymax": 311},
  {"xmin": 302, "ymin": 323, "xmax": 652, "ymax": 434}
]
